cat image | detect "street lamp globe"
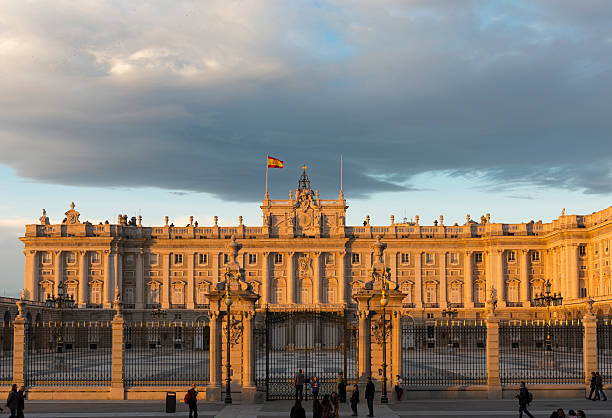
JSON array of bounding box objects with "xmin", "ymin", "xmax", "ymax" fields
[
  {"xmin": 225, "ymin": 295, "xmax": 233, "ymax": 307},
  {"xmin": 380, "ymin": 296, "xmax": 388, "ymax": 307},
  {"xmin": 545, "ymin": 280, "xmax": 552, "ymax": 295}
]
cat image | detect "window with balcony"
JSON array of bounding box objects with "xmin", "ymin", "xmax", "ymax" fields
[
  {"xmin": 41, "ymin": 252, "xmax": 51, "ymax": 264},
  {"xmin": 531, "ymin": 251, "xmax": 540, "ymax": 262},
  {"xmin": 66, "ymin": 252, "xmax": 76, "ymax": 264},
  {"xmin": 91, "ymin": 252, "xmax": 101, "ymax": 264},
  {"xmin": 579, "ymin": 245, "xmax": 587, "ymax": 257},
  {"xmin": 172, "ymin": 286, "xmax": 184, "ymax": 305},
  {"xmin": 449, "ymin": 253, "xmax": 458, "ymax": 264},
  {"xmin": 90, "ymin": 286, "xmax": 102, "ymax": 305},
  {"xmin": 508, "ymin": 284, "xmax": 519, "ymax": 303},
  {"xmin": 507, "ymin": 251, "xmax": 516, "ymax": 262},
  {"xmin": 325, "ymin": 253, "xmax": 334, "ymax": 264},
  {"xmin": 125, "ymin": 254, "xmax": 134, "ymax": 265},
  {"xmin": 149, "ymin": 253, "xmax": 158, "ymax": 265},
  {"xmin": 425, "ymin": 253, "xmax": 434, "ymax": 265},
  {"xmin": 425, "ymin": 286, "xmax": 437, "ymax": 304}
]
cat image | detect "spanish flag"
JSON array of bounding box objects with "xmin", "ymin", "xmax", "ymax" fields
[{"xmin": 267, "ymin": 155, "xmax": 283, "ymax": 168}]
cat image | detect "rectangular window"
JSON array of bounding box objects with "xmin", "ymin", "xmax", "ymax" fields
[
  {"xmin": 508, "ymin": 285, "xmax": 519, "ymax": 303},
  {"xmin": 450, "ymin": 286, "xmax": 460, "ymax": 304},
  {"xmin": 351, "ymin": 253, "xmax": 360, "ymax": 264},
  {"xmin": 325, "ymin": 253, "xmax": 334, "ymax": 264},
  {"xmin": 449, "ymin": 253, "xmax": 458, "ymax": 264},
  {"xmin": 425, "ymin": 286, "xmax": 436, "ymax": 303},
  {"xmin": 197, "ymin": 287, "xmax": 208, "ymax": 305},
  {"xmin": 274, "ymin": 253, "xmax": 283, "ymax": 264},
  {"xmin": 580, "ymin": 287, "xmax": 587, "ymax": 298},
  {"xmin": 425, "ymin": 253, "xmax": 434, "ymax": 264},
  {"xmin": 507, "ymin": 251, "xmax": 516, "ymax": 262},
  {"xmin": 248, "ymin": 254, "xmax": 257, "ymax": 264},
  {"xmin": 474, "ymin": 252, "xmax": 483, "ymax": 263},
  {"xmin": 172, "ymin": 286, "xmax": 184, "ymax": 305},
  {"xmin": 579, "ymin": 245, "xmax": 587, "ymax": 257},
  {"xmin": 124, "ymin": 287, "xmax": 134, "ymax": 304},
  {"xmin": 91, "ymin": 287, "xmax": 101, "ymax": 305},
  {"xmin": 149, "ymin": 254, "xmax": 158, "ymax": 265},
  {"xmin": 174, "ymin": 254, "xmax": 183, "ymax": 265},
  {"xmin": 66, "ymin": 252, "xmax": 76, "ymax": 264},
  {"xmin": 91, "ymin": 252, "xmax": 101, "ymax": 264},
  {"xmin": 475, "ymin": 285, "xmax": 485, "ymax": 303},
  {"xmin": 401, "ymin": 253, "xmax": 410, "ymax": 264},
  {"xmin": 531, "ymin": 251, "xmax": 540, "ymax": 262},
  {"xmin": 199, "ymin": 254, "xmax": 208, "ymax": 265},
  {"xmin": 125, "ymin": 254, "xmax": 134, "ymax": 265},
  {"xmin": 41, "ymin": 252, "xmax": 51, "ymax": 264}
]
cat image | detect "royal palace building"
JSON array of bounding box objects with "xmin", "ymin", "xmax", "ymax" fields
[{"xmin": 19, "ymin": 169, "xmax": 612, "ymax": 322}]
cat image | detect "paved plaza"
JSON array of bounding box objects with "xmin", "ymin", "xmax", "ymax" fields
[{"xmin": 12, "ymin": 398, "xmax": 612, "ymax": 417}]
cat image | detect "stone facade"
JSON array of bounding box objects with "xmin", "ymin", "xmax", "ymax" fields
[{"xmin": 19, "ymin": 170, "xmax": 612, "ymax": 322}]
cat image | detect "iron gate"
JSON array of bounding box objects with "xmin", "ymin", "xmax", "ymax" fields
[{"xmin": 255, "ymin": 310, "xmax": 358, "ymax": 400}]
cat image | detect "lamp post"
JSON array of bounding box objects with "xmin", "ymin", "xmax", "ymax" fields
[
  {"xmin": 442, "ymin": 305, "xmax": 459, "ymax": 318},
  {"xmin": 379, "ymin": 269, "xmax": 390, "ymax": 404},
  {"xmin": 45, "ymin": 281, "xmax": 75, "ymax": 353},
  {"xmin": 533, "ymin": 280, "xmax": 563, "ymax": 351},
  {"xmin": 223, "ymin": 268, "xmax": 237, "ymax": 404}
]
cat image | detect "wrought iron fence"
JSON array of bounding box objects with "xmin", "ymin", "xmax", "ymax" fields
[
  {"xmin": 123, "ymin": 322, "xmax": 210, "ymax": 387},
  {"xmin": 401, "ymin": 320, "xmax": 487, "ymax": 387},
  {"xmin": 0, "ymin": 322, "xmax": 13, "ymax": 385},
  {"xmin": 597, "ymin": 320, "xmax": 612, "ymax": 383},
  {"xmin": 499, "ymin": 320, "xmax": 583, "ymax": 385},
  {"xmin": 256, "ymin": 310, "xmax": 358, "ymax": 400},
  {"xmin": 26, "ymin": 321, "xmax": 112, "ymax": 386}
]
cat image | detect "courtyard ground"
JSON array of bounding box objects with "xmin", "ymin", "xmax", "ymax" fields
[{"xmin": 11, "ymin": 397, "xmax": 610, "ymax": 417}]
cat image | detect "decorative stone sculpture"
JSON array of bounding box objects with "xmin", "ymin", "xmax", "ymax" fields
[
  {"xmin": 64, "ymin": 202, "xmax": 80, "ymax": 225},
  {"xmin": 39, "ymin": 209, "xmax": 50, "ymax": 225}
]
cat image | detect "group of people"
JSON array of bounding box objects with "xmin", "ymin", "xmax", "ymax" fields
[
  {"xmin": 2, "ymin": 384, "xmax": 26, "ymax": 418},
  {"xmin": 549, "ymin": 409, "xmax": 587, "ymax": 418},
  {"xmin": 292, "ymin": 370, "xmax": 377, "ymax": 418}
]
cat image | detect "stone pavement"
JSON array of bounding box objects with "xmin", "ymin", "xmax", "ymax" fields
[{"xmin": 13, "ymin": 398, "xmax": 612, "ymax": 417}]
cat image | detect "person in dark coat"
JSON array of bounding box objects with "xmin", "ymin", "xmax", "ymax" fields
[
  {"xmin": 16, "ymin": 386, "xmax": 25, "ymax": 418},
  {"xmin": 187, "ymin": 383, "xmax": 198, "ymax": 418},
  {"xmin": 295, "ymin": 369, "xmax": 305, "ymax": 401},
  {"xmin": 6, "ymin": 384, "xmax": 18, "ymax": 418},
  {"xmin": 290, "ymin": 399, "xmax": 306, "ymax": 418},
  {"xmin": 337, "ymin": 372, "xmax": 346, "ymax": 403},
  {"xmin": 587, "ymin": 371, "xmax": 597, "ymax": 400},
  {"xmin": 312, "ymin": 398, "xmax": 322, "ymax": 418},
  {"xmin": 517, "ymin": 381, "xmax": 534, "ymax": 418},
  {"xmin": 594, "ymin": 371, "xmax": 607, "ymax": 401},
  {"xmin": 349, "ymin": 384, "xmax": 360, "ymax": 416},
  {"xmin": 365, "ymin": 377, "xmax": 375, "ymax": 417}
]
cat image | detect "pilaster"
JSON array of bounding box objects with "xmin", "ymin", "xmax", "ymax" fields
[
  {"xmin": 439, "ymin": 251, "xmax": 447, "ymax": 309},
  {"xmin": 337, "ymin": 251, "xmax": 346, "ymax": 305},
  {"xmin": 104, "ymin": 250, "xmax": 113, "ymax": 308},
  {"xmin": 208, "ymin": 312, "xmax": 222, "ymax": 401},
  {"xmin": 568, "ymin": 243, "xmax": 579, "ymax": 300},
  {"xmin": 287, "ymin": 252, "xmax": 295, "ymax": 304},
  {"xmin": 486, "ymin": 316, "xmax": 502, "ymax": 399},
  {"xmin": 242, "ymin": 311, "xmax": 256, "ymax": 390},
  {"xmin": 187, "ymin": 252, "xmax": 195, "ymax": 309},
  {"xmin": 495, "ymin": 250, "xmax": 505, "ymax": 308},
  {"xmin": 464, "ymin": 251, "xmax": 473, "ymax": 308},
  {"xmin": 24, "ymin": 250, "xmax": 38, "ymax": 301},
  {"xmin": 12, "ymin": 314, "xmax": 25, "ymax": 387},
  {"xmin": 135, "ymin": 250, "xmax": 144, "ymax": 309},
  {"xmin": 391, "ymin": 310, "xmax": 401, "ymax": 380},
  {"xmin": 313, "ymin": 252, "xmax": 321, "ymax": 305},
  {"xmin": 520, "ymin": 250, "xmax": 530, "ymax": 306},
  {"xmin": 161, "ymin": 253, "xmax": 170, "ymax": 309},
  {"xmin": 415, "ymin": 252, "xmax": 422, "ymax": 309},
  {"xmin": 54, "ymin": 250, "xmax": 63, "ymax": 297},
  {"xmin": 78, "ymin": 250, "xmax": 88, "ymax": 307}
]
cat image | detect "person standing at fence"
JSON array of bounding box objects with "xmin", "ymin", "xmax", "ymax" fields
[
  {"xmin": 16, "ymin": 386, "xmax": 25, "ymax": 418},
  {"xmin": 394, "ymin": 374, "xmax": 403, "ymax": 401},
  {"xmin": 365, "ymin": 377, "xmax": 375, "ymax": 418},
  {"xmin": 311, "ymin": 376, "xmax": 320, "ymax": 400},
  {"xmin": 516, "ymin": 381, "xmax": 534, "ymax": 418},
  {"xmin": 587, "ymin": 371, "xmax": 597, "ymax": 400},
  {"xmin": 337, "ymin": 372, "xmax": 346, "ymax": 403},
  {"xmin": 349, "ymin": 384, "xmax": 359, "ymax": 417},
  {"xmin": 594, "ymin": 371, "xmax": 607, "ymax": 401},
  {"xmin": 295, "ymin": 369, "xmax": 305, "ymax": 401},
  {"xmin": 6, "ymin": 384, "xmax": 18, "ymax": 418},
  {"xmin": 185, "ymin": 383, "xmax": 198, "ymax": 418}
]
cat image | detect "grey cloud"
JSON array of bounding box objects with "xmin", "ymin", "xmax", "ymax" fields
[{"xmin": 1, "ymin": 0, "xmax": 612, "ymax": 201}]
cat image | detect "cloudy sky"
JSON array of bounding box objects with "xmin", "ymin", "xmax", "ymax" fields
[{"xmin": 1, "ymin": 0, "xmax": 612, "ymax": 296}]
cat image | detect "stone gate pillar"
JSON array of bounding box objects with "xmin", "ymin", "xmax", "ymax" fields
[
  {"xmin": 358, "ymin": 310, "xmax": 371, "ymax": 380},
  {"xmin": 391, "ymin": 310, "xmax": 402, "ymax": 382},
  {"xmin": 208, "ymin": 312, "xmax": 222, "ymax": 401},
  {"xmin": 110, "ymin": 302, "xmax": 125, "ymax": 400},
  {"xmin": 242, "ymin": 311, "xmax": 257, "ymax": 401},
  {"xmin": 583, "ymin": 307, "xmax": 598, "ymax": 392},
  {"xmin": 12, "ymin": 300, "xmax": 25, "ymax": 388},
  {"xmin": 486, "ymin": 316, "xmax": 501, "ymax": 399}
]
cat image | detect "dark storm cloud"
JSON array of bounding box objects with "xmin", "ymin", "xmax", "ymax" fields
[{"xmin": 1, "ymin": 0, "xmax": 612, "ymax": 201}]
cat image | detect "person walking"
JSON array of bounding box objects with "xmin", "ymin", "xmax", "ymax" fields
[
  {"xmin": 337, "ymin": 372, "xmax": 346, "ymax": 403},
  {"xmin": 295, "ymin": 369, "xmax": 305, "ymax": 401},
  {"xmin": 365, "ymin": 377, "xmax": 375, "ymax": 417},
  {"xmin": 16, "ymin": 386, "xmax": 25, "ymax": 418},
  {"xmin": 587, "ymin": 371, "xmax": 597, "ymax": 400},
  {"xmin": 594, "ymin": 371, "xmax": 607, "ymax": 401},
  {"xmin": 349, "ymin": 384, "xmax": 360, "ymax": 417},
  {"xmin": 186, "ymin": 383, "xmax": 198, "ymax": 418},
  {"xmin": 290, "ymin": 399, "xmax": 306, "ymax": 418},
  {"xmin": 6, "ymin": 384, "xmax": 18, "ymax": 418},
  {"xmin": 517, "ymin": 381, "xmax": 534, "ymax": 418},
  {"xmin": 311, "ymin": 376, "xmax": 320, "ymax": 400}
]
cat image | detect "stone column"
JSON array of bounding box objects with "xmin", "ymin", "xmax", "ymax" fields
[
  {"xmin": 486, "ymin": 317, "xmax": 501, "ymax": 399},
  {"xmin": 78, "ymin": 250, "xmax": 88, "ymax": 307},
  {"xmin": 415, "ymin": 252, "xmax": 423, "ymax": 309},
  {"xmin": 583, "ymin": 312, "xmax": 598, "ymax": 390},
  {"xmin": 390, "ymin": 251, "xmax": 397, "ymax": 286},
  {"xmin": 464, "ymin": 251, "xmax": 473, "ymax": 308},
  {"xmin": 520, "ymin": 250, "xmax": 530, "ymax": 306},
  {"xmin": 337, "ymin": 251, "xmax": 346, "ymax": 305},
  {"xmin": 187, "ymin": 252, "xmax": 195, "ymax": 309},
  {"xmin": 358, "ymin": 310, "xmax": 371, "ymax": 380},
  {"xmin": 260, "ymin": 252, "xmax": 269, "ymax": 306},
  {"xmin": 213, "ymin": 252, "xmax": 220, "ymax": 284},
  {"xmin": 135, "ymin": 250, "xmax": 144, "ymax": 309},
  {"xmin": 104, "ymin": 250, "xmax": 114, "ymax": 308},
  {"xmin": 54, "ymin": 250, "xmax": 63, "ymax": 297},
  {"xmin": 162, "ymin": 253, "xmax": 170, "ymax": 309},
  {"xmin": 24, "ymin": 250, "xmax": 38, "ymax": 301},
  {"xmin": 110, "ymin": 312, "xmax": 125, "ymax": 400},
  {"xmin": 439, "ymin": 252, "xmax": 447, "ymax": 308},
  {"xmin": 599, "ymin": 243, "xmax": 605, "ymax": 297},
  {"xmin": 12, "ymin": 312, "xmax": 25, "ymax": 387},
  {"xmin": 391, "ymin": 310, "xmax": 401, "ymax": 380},
  {"xmin": 567, "ymin": 244, "xmax": 579, "ymax": 300},
  {"xmin": 496, "ymin": 250, "xmax": 505, "ymax": 307},
  {"xmin": 209, "ymin": 312, "xmax": 222, "ymax": 400},
  {"xmin": 242, "ymin": 311, "xmax": 256, "ymax": 393},
  {"xmin": 287, "ymin": 252, "xmax": 295, "ymax": 304},
  {"xmin": 313, "ymin": 252, "xmax": 321, "ymax": 305}
]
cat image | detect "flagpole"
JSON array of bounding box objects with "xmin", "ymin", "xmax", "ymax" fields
[
  {"xmin": 265, "ymin": 156, "xmax": 269, "ymax": 199},
  {"xmin": 340, "ymin": 155, "xmax": 343, "ymax": 192}
]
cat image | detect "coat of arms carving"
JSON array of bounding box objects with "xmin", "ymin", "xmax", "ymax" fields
[{"xmin": 297, "ymin": 254, "xmax": 313, "ymax": 277}]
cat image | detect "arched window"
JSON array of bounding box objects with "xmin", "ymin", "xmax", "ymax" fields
[
  {"xmin": 325, "ymin": 278, "xmax": 337, "ymax": 304},
  {"xmin": 273, "ymin": 278, "xmax": 286, "ymax": 304},
  {"xmin": 299, "ymin": 279, "xmax": 312, "ymax": 304}
]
